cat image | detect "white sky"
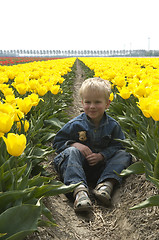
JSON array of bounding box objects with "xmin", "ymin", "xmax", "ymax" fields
[{"xmin": 1, "ymin": 0, "xmax": 159, "ymax": 51}]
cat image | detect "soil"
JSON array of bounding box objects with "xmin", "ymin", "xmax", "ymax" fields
[{"xmin": 26, "ymin": 59, "xmax": 159, "ymax": 240}]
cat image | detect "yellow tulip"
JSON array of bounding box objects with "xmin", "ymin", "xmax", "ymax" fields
[
  {"xmin": 0, "ymin": 73, "xmax": 8, "ymax": 84},
  {"xmin": 0, "ymin": 132, "xmax": 4, "ymax": 138},
  {"xmin": 58, "ymin": 77, "xmax": 65, "ymax": 84},
  {"xmin": 36, "ymin": 85, "xmax": 48, "ymax": 96},
  {"xmin": 0, "ymin": 113, "xmax": 14, "ymax": 133},
  {"xmin": 29, "ymin": 79, "xmax": 38, "ymax": 91},
  {"xmin": 4, "ymin": 95, "xmax": 17, "ymax": 105},
  {"xmin": 17, "ymin": 120, "xmax": 29, "ymax": 132},
  {"xmin": 149, "ymin": 100, "xmax": 159, "ymax": 121},
  {"xmin": 3, "ymin": 133, "xmax": 26, "ymax": 156},
  {"xmin": 50, "ymin": 85, "xmax": 60, "ymax": 95},
  {"xmin": 109, "ymin": 92, "xmax": 114, "ymax": 101},
  {"xmin": 16, "ymin": 97, "xmax": 32, "ymax": 114},
  {"xmin": 15, "ymin": 83, "xmax": 29, "ymax": 95},
  {"xmin": 137, "ymin": 98, "xmax": 151, "ymax": 118},
  {"xmin": 14, "ymin": 109, "xmax": 24, "ymax": 121},
  {"xmin": 112, "ymin": 76, "xmax": 126, "ymax": 88},
  {"xmin": 0, "ymin": 103, "xmax": 15, "ymax": 116},
  {"xmin": 118, "ymin": 87, "xmax": 131, "ymax": 99},
  {"xmin": 28, "ymin": 93, "xmax": 43, "ymax": 106},
  {"xmin": 2, "ymin": 87, "xmax": 14, "ymax": 96},
  {"xmin": 134, "ymin": 85, "xmax": 146, "ymax": 98}
]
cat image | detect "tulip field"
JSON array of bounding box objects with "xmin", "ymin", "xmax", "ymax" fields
[
  {"xmin": 0, "ymin": 57, "xmax": 61, "ymax": 66},
  {"xmin": 0, "ymin": 56, "xmax": 159, "ymax": 239}
]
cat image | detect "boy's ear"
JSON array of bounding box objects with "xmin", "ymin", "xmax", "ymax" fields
[{"xmin": 106, "ymin": 99, "xmax": 111, "ymax": 109}]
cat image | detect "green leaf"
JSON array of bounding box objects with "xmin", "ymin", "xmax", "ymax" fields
[
  {"xmin": 44, "ymin": 118, "xmax": 65, "ymax": 129},
  {"xmin": 0, "ymin": 190, "xmax": 31, "ymax": 213},
  {"xmin": 17, "ymin": 163, "xmax": 32, "ymax": 190},
  {"xmin": 2, "ymin": 164, "xmax": 27, "ymax": 191},
  {"xmin": 0, "ymin": 233, "xmax": 7, "ymax": 238},
  {"xmin": 33, "ymin": 183, "xmax": 79, "ymax": 198},
  {"xmin": 27, "ymin": 147, "xmax": 53, "ymax": 159},
  {"xmin": 40, "ymin": 203, "xmax": 57, "ymax": 227},
  {"xmin": 28, "ymin": 174, "xmax": 52, "ymax": 187},
  {"xmin": 154, "ymin": 151, "xmax": 159, "ymax": 179},
  {"xmin": 5, "ymin": 230, "xmax": 36, "ymax": 240},
  {"xmin": 149, "ymin": 175, "xmax": 159, "ymax": 189},
  {"xmin": 119, "ymin": 161, "xmax": 145, "ymax": 176},
  {"xmin": 40, "ymin": 132, "xmax": 56, "ymax": 142},
  {"xmin": 0, "ymin": 204, "xmax": 41, "ymax": 240},
  {"xmin": 130, "ymin": 195, "xmax": 159, "ymax": 210}
]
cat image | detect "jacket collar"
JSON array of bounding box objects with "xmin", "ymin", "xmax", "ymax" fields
[{"xmin": 83, "ymin": 111, "xmax": 108, "ymax": 128}]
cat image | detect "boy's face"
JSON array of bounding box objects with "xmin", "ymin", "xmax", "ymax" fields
[{"xmin": 82, "ymin": 91, "xmax": 110, "ymax": 126}]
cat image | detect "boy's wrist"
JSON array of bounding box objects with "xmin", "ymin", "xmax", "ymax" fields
[{"xmin": 98, "ymin": 153, "xmax": 104, "ymax": 162}]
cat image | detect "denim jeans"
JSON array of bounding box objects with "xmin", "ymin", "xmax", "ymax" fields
[{"xmin": 53, "ymin": 146, "xmax": 132, "ymax": 188}]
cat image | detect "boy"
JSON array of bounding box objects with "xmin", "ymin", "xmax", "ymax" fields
[{"xmin": 53, "ymin": 77, "xmax": 131, "ymax": 212}]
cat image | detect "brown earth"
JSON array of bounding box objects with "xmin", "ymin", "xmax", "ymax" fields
[{"xmin": 26, "ymin": 59, "xmax": 159, "ymax": 240}]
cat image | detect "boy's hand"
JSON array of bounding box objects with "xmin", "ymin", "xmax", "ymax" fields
[
  {"xmin": 86, "ymin": 153, "xmax": 104, "ymax": 166},
  {"xmin": 71, "ymin": 142, "xmax": 92, "ymax": 157}
]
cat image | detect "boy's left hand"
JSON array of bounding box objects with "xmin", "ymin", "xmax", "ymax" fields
[{"xmin": 86, "ymin": 153, "xmax": 104, "ymax": 166}]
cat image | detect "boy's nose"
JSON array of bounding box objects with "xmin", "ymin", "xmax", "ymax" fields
[{"xmin": 90, "ymin": 103, "xmax": 95, "ymax": 108}]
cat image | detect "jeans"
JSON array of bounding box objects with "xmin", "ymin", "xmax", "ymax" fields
[{"xmin": 53, "ymin": 147, "xmax": 132, "ymax": 188}]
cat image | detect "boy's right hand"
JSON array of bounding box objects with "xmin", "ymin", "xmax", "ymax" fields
[{"xmin": 71, "ymin": 142, "xmax": 92, "ymax": 158}]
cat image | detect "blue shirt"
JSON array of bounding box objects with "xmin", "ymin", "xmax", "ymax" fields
[{"xmin": 53, "ymin": 112, "xmax": 125, "ymax": 160}]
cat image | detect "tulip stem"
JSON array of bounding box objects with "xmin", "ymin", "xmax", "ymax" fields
[
  {"xmin": 7, "ymin": 156, "xmax": 15, "ymax": 190},
  {"xmin": 14, "ymin": 160, "xmax": 18, "ymax": 190},
  {"xmin": 0, "ymin": 168, "xmax": 3, "ymax": 191}
]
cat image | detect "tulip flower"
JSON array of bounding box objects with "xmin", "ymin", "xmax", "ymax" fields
[
  {"xmin": 0, "ymin": 113, "xmax": 14, "ymax": 133},
  {"xmin": 0, "ymin": 102, "xmax": 15, "ymax": 116},
  {"xmin": 118, "ymin": 87, "xmax": 131, "ymax": 99},
  {"xmin": 16, "ymin": 97, "xmax": 32, "ymax": 115},
  {"xmin": 14, "ymin": 109, "xmax": 24, "ymax": 121},
  {"xmin": 17, "ymin": 120, "xmax": 29, "ymax": 132},
  {"xmin": 2, "ymin": 87, "xmax": 14, "ymax": 96},
  {"xmin": 36, "ymin": 85, "xmax": 48, "ymax": 96},
  {"xmin": 3, "ymin": 133, "xmax": 26, "ymax": 157},
  {"xmin": 149, "ymin": 100, "xmax": 159, "ymax": 121},
  {"xmin": 50, "ymin": 85, "xmax": 60, "ymax": 95},
  {"xmin": 4, "ymin": 94, "xmax": 17, "ymax": 105},
  {"xmin": 109, "ymin": 92, "xmax": 114, "ymax": 101},
  {"xmin": 0, "ymin": 132, "xmax": 4, "ymax": 138},
  {"xmin": 15, "ymin": 83, "xmax": 29, "ymax": 95},
  {"xmin": 29, "ymin": 79, "xmax": 38, "ymax": 91}
]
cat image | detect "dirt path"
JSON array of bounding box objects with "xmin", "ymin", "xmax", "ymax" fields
[{"xmin": 26, "ymin": 59, "xmax": 159, "ymax": 240}]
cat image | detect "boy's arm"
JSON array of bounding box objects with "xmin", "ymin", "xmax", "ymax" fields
[
  {"xmin": 71, "ymin": 142, "xmax": 92, "ymax": 157},
  {"xmin": 52, "ymin": 123, "xmax": 75, "ymax": 153},
  {"xmin": 100, "ymin": 123, "xmax": 125, "ymax": 161}
]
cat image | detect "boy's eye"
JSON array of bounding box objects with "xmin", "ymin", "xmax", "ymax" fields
[{"xmin": 84, "ymin": 100, "xmax": 102, "ymax": 104}]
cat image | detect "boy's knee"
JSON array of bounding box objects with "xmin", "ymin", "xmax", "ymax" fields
[
  {"xmin": 117, "ymin": 150, "xmax": 132, "ymax": 167},
  {"xmin": 68, "ymin": 146, "xmax": 79, "ymax": 153},
  {"xmin": 110, "ymin": 150, "xmax": 131, "ymax": 168}
]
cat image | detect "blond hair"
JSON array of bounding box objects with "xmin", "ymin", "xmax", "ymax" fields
[{"xmin": 79, "ymin": 77, "xmax": 111, "ymax": 102}]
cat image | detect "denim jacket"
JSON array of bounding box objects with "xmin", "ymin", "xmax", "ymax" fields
[{"xmin": 52, "ymin": 112, "xmax": 125, "ymax": 161}]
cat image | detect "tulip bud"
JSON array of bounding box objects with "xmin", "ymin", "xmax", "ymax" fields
[
  {"xmin": 0, "ymin": 113, "xmax": 14, "ymax": 133},
  {"xmin": 3, "ymin": 133, "xmax": 26, "ymax": 157}
]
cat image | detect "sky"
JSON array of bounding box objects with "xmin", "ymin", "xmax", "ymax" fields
[{"xmin": 1, "ymin": 0, "xmax": 159, "ymax": 51}]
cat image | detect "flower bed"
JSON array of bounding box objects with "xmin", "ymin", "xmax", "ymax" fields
[{"xmin": 0, "ymin": 57, "xmax": 64, "ymax": 65}]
